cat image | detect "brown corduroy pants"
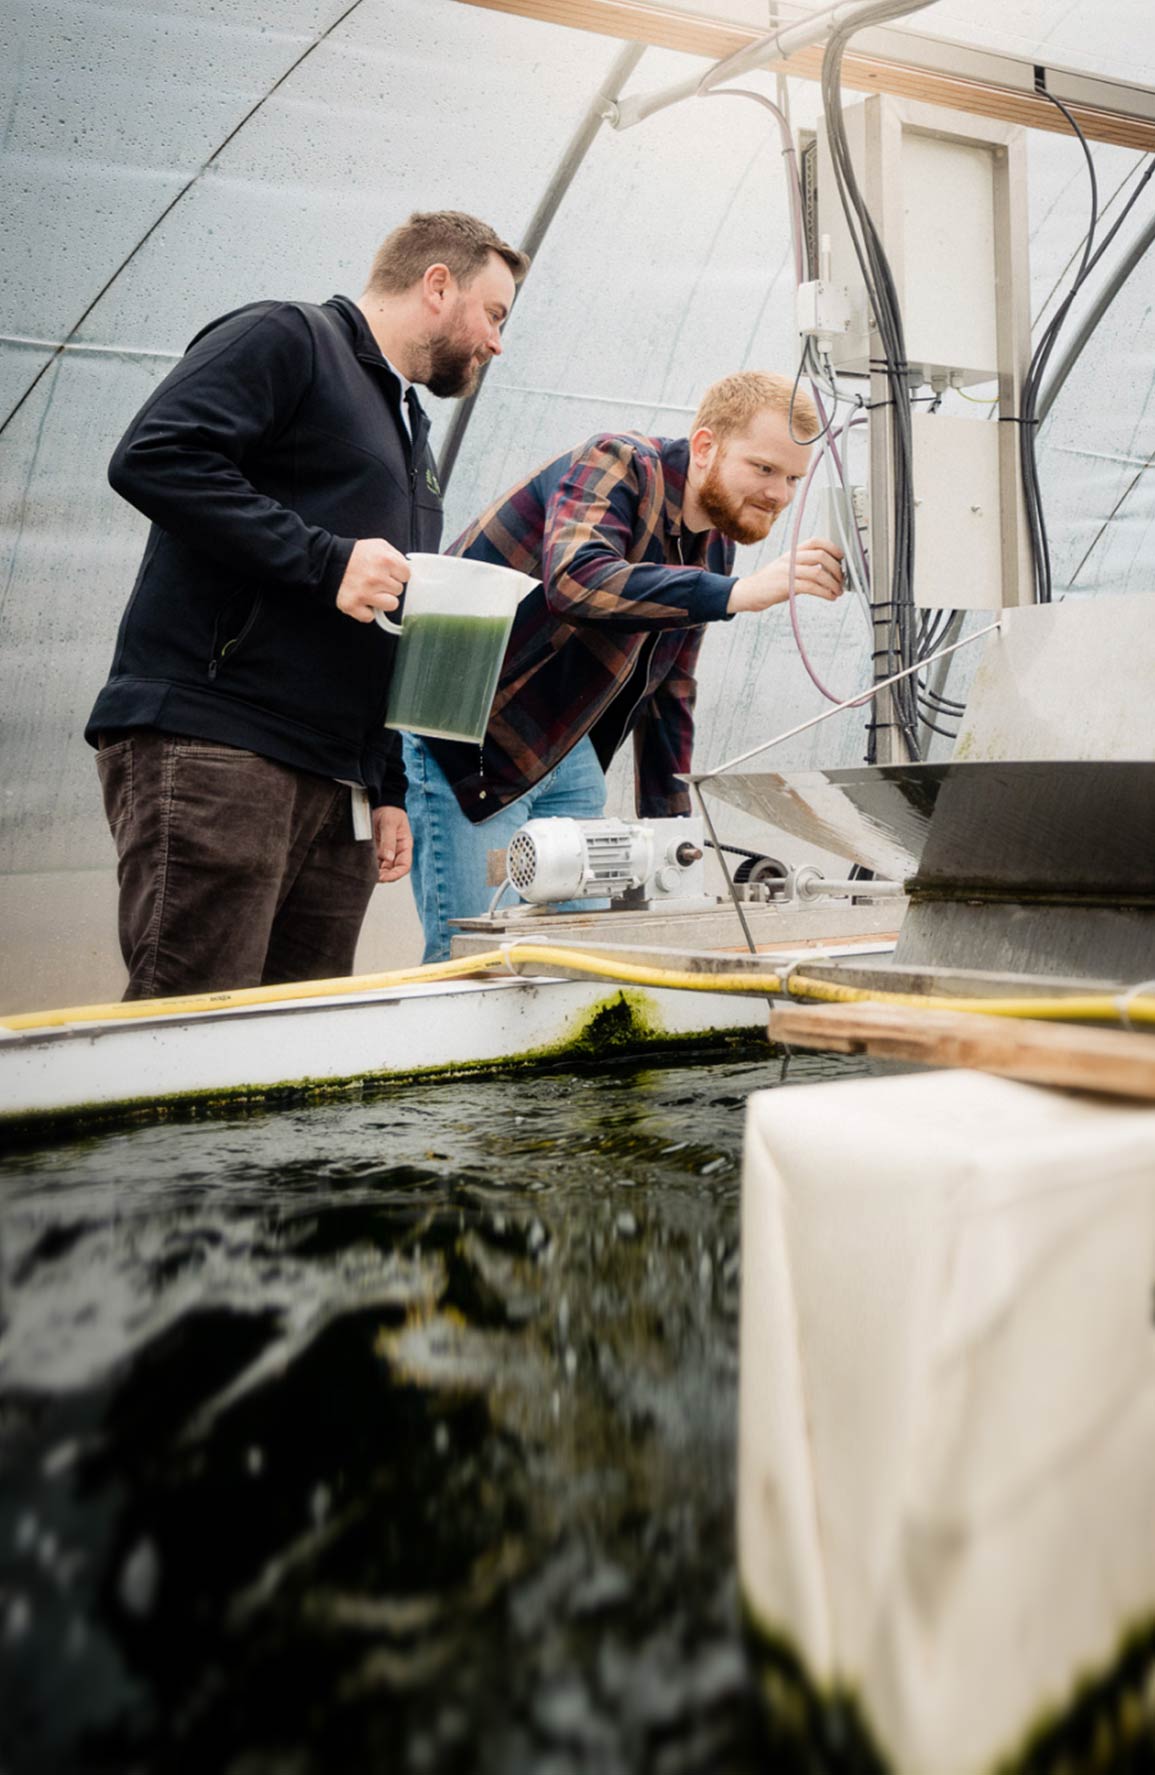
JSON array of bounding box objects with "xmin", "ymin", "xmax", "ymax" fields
[{"xmin": 96, "ymin": 730, "xmax": 378, "ymax": 1001}]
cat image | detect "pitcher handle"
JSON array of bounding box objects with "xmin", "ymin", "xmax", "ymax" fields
[{"xmin": 374, "ymin": 609, "xmax": 404, "ymax": 636}]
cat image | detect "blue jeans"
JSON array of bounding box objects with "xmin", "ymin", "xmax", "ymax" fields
[{"xmin": 404, "ymin": 734, "xmax": 608, "ymax": 962}]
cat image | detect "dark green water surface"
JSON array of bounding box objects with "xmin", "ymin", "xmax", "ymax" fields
[{"xmin": 0, "ymin": 1051, "xmax": 871, "ymax": 1775}]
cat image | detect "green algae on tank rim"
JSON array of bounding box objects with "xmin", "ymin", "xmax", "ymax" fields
[
  {"xmin": 740, "ymin": 1601, "xmax": 889, "ymax": 1775},
  {"xmin": 741, "ymin": 1592, "xmax": 1155, "ymax": 1775},
  {"xmin": 0, "ymin": 988, "xmax": 773, "ymax": 1147},
  {"xmin": 992, "ymin": 1615, "xmax": 1155, "ymax": 1775}
]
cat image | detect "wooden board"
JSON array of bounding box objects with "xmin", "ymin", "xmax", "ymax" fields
[
  {"xmin": 769, "ymin": 1001, "xmax": 1155, "ymax": 1101},
  {"xmin": 458, "ymin": 0, "xmax": 1155, "ymax": 151},
  {"xmin": 449, "ymin": 901, "xmax": 903, "ymax": 955}
]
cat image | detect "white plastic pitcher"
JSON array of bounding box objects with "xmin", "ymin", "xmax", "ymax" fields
[{"xmin": 377, "ymin": 553, "xmax": 535, "ymax": 744}]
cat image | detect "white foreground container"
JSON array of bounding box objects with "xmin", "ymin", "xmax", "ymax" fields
[{"xmin": 738, "ymin": 1069, "xmax": 1155, "ymax": 1774}]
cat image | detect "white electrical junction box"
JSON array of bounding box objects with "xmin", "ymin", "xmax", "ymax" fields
[
  {"xmin": 813, "ymin": 94, "xmax": 1033, "ymax": 611},
  {"xmin": 815, "ymin": 95, "xmax": 1027, "ymax": 387}
]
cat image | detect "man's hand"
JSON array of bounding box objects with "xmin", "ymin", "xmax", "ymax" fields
[
  {"xmin": 372, "ymin": 805, "xmax": 413, "ymax": 884},
  {"xmin": 727, "ymin": 539, "xmax": 844, "ymax": 614},
  {"xmin": 337, "ymin": 538, "xmax": 411, "ymax": 623}
]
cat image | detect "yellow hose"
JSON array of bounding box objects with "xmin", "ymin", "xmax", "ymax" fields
[
  {"xmin": 0, "ymin": 951, "xmax": 513, "ymax": 1031},
  {"xmin": 785, "ymin": 973, "xmax": 1155, "ymax": 1026},
  {"xmin": 483, "ymin": 944, "xmax": 1155, "ymax": 1028},
  {"xmin": 3, "ymin": 940, "xmax": 1153, "ymax": 1033}
]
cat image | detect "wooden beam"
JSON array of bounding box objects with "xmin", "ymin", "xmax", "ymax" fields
[
  {"xmin": 458, "ymin": 0, "xmax": 1155, "ymax": 152},
  {"xmin": 459, "ymin": 0, "xmax": 752, "ymax": 60},
  {"xmin": 768, "ymin": 1001, "xmax": 1155, "ymax": 1101}
]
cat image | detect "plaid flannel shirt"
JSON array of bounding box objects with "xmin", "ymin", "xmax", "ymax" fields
[{"xmin": 424, "ymin": 433, "xmax": 737, "ymax": 822}]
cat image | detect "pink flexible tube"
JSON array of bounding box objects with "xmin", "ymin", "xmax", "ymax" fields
[
  {"xmin": 785, "ymin": 414, "xmax": 870, "ymax": 704},
  {"xmin": 707, "ymin": 82, "xmax": 873, "ymax": 698}
]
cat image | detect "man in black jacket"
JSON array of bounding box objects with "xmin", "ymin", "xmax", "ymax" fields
[{"xmin": 87, "ymin": 210, "xmax": 527, "ymax": 1000}]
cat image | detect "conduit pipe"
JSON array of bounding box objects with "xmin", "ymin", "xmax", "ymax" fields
[
  {"xmin": 605, "ymin": 0, "xmax": 887, "ymax": 132},
  {"xmin": 438, "ymin": 40, "xmax": 644, "ymax": 490},
  {"xmin": 1037, "ymin": 201, "xmax": 1155, "ymax": 422},
  {"xmin": 790, "ymin": 866, "xmax": 904, "ymax": 901}
]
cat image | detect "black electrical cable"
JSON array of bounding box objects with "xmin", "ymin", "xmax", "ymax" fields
[
  {"xmin": 915, "ymin": 712, "xmax": 960, "ymax": 741},
  {"xmin": 1019, "ymin": 144, "xmax": 1155, "ymax": 599},
  {"xmin": 917, "ymin": 609, "xmax": 947, "ymax": 651},
  {"xmin": 917, "ymin": 610, "xmax": 967, "ymax": 665},
  {"xmin": 917, "ymin": 672, "xmax": 966, "ymax": 709},
  {"xmin": 1034, "ymin": 152, "xmax": 1153, "ymax": 333},
  {"xmin": 1018, "ymin": 77, "xmax": 1102, "ymax": 602},
  {"xmin": 919, "ymin": 686, "xmax": 966, "ymax": 715},
  {"xmin": 820, "ymin": 0, "xmax": 931, "ymax": 759},
  {"xmin": 912, "ymin": 609, "xmax": 970, "ymax": 741},
  {"xmin": 1073, "ymin": 153, "xmax": 1153, "ymax": 285},
  {"xmin": 801, "ymin": 337, "xmax": 863, "ymax": 407},
  {"xmin": 788, "ymin": 348, "xmax": 842, "ymax": 444},
  {"xmin": 915, "ymin": 682, "xmax": 962, "ymax": 713}
]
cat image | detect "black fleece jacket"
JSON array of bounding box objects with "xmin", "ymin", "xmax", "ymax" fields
[{"xmin": 86, "ymin": 294, "xmax": 443, "ymax": 807}]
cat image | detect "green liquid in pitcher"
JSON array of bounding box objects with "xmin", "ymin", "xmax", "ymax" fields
[{"xmin": 385, "ymin": 612, "xmax": 513, "ymax": 742}]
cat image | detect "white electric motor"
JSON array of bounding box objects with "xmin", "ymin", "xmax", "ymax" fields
[{"xmin": 506, "ymin": 816, "xmax": 712, "ymax": 907}]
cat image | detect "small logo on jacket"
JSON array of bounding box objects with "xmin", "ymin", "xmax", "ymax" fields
[{"xmin": 425, "ymin": 466, "xmax": 442, "ymax": 498}]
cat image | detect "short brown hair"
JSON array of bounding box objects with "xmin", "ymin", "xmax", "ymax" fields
[
  {"xmin": 366, "ymin": 210, "xmax": 529, "ymax": 295},
  {"xmin": 692, "ymin": 371, "xmax": 820, "ymax": 443}
]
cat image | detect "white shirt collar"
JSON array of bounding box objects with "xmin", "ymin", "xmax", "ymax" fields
[{"xmin": 386, "ymin": 355, "xmax": 417, "ymax": 427}]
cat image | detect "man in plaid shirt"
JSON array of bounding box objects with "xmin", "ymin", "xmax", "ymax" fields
[{"xmin": 405, "ymin": 370, "xmax": 844, "ymax": 961}]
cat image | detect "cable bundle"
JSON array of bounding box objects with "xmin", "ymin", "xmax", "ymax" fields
[
  {"xmin": 1019, "ymin": 84, "xmax": 1100, "ymax": 603},
  {"xmin": 819, "ymin": 0, "xmax": 933, "ymax": 760},
  {"xmin": 1021, "ymin": 92, "xmax": 1153, "ymax": 599},
  {"xmin": 713, "ymin": 15, "xmax": 1151, "ymax": 746}
]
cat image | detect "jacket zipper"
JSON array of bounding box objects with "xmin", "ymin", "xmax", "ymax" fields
[
  {"xmin": 375, "ymin": 403, "xmax": 426, "ymax": 734},
  {"xmin": 208, "ymin": 598, "xmax": 261, "ymax": 680}
]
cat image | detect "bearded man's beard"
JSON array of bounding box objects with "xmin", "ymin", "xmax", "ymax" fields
[
  {"xmin": 696, "ymin": 457, "xmax": 779, "ymax": 546},
  {"xmin": 425, "ymin": 325, "xmax": 483, "ymax": 399}
]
